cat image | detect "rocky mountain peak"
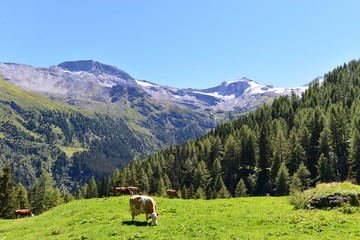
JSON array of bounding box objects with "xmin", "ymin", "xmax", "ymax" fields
[
  {"xmin": 201, "ymin": 77, "xmax": 253, "ymax": 97},
  {"xmin": 58, "ymin": 60, "xmax": 134, "ymax": 81}
]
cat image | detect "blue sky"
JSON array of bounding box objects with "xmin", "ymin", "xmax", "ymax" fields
[{"xmin": 1, "ymin": 1, "xmax": 360, "ymax": 89}]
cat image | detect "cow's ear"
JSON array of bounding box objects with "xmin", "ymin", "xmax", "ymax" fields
[
  {"xmin": 147, "ymin": 216, "xmax": 151, "ymax": 219},
  {"xmin": 157, "ymin": 213, "xmax": 159, "ymax": 216}
]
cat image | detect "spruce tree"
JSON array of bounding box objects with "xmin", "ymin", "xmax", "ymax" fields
[
  {"xmin": 156, "ymin": 177, "xmax": 166, "ymax": 197},
  {"xmin": 62, "ymin": 191, "xmax": 75, "ymax": 203},
  {"xmin": 111, "ymin": 169, "xmax": 126, "ymax": 189},
  {"xmin": 99, "ymin": 176, "xmax": 111, "ymax": 198},
  {"xmin": 239, "ymin": 125, "xmax": 257, "ymax": 170},
  {"xmin": 137, "ymin": 168, "xmax": 150, "ymax": 194},
  {"xmin": 181, "ymin": 185, "xmax": 189, "ymax": 199},
  {"xmin": 0, "ymin": 163, "xmax": 19, "ymax": 219},
  {"xmin": 45, "ymin": 188, "xmax": 64, "ymax": 210},
  {"xmin": 270, "ymin": 131, "xmax": 286, "ymax": 183},
  {"xmin": 31, "ymin": 172, "xmax": 63, "ymax": 214},
  {"xmin": 194, "ymin": 161, "xmax": 210, "ymax": 190},
  {"xmin": 87, "ymin": 177, "xmax": 98, "ymax": 198},
  {"xmin": 328, "ymin": 105, "xmax": 349, "ymax": 180},
  {"xmin": 316, "ymin": 153, "xmax": 334, "ymax": 182},
  {"xmin": 258, "ymin": 123, "xmax": 271, "ymax": 170},
  {"xmin": 235, "ymin": 179, "xmax": 247, "ymax": 197},
  {"xmin": 217, "ymin": 185, "xmax": 231, "ymax": 198},
  {"xmin": 293, "ymin": 162, "xmax": 311, "ymax": 190},
  {"xmin": 223, "ymin": 135, "xmax": 240, "ymax": 186},
  {"xmin": 286, "ymin": 128, "xmax": 306, "ymax": 175},
  {"xmin": 195, "ymin": 187, "xmax": 206, "ymax": 199},
  {"xmin": 75, "ymin": 187, "xmax": 84, "ymax": 199},
  {"xmin": 81, "ymin": 183, "xmax": 89, "ymax": 199},
  {"xmin": 274, "ymin": 162, "xmax": 290, "ymax": 196},
  {"xmin": 16, "ymin": 182, "xmax": 29, "ymax": 209},
  {"xmin": 289, "ymin": 173, "xmax": 302, "ymax": 193},
  {"xmin": 214, "ymin": 175, "xmax": 226, "ymax": 194}
]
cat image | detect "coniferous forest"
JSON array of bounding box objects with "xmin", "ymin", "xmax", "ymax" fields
[
  {"xmin": 1, "ymin": 59, "xmax": 360, "ymax": 218},
  {"xmin": 109, "ymin": 59, "xmax": 360, "ymax": 199}
]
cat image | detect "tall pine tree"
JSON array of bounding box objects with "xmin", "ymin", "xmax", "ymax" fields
[{"xmin": 0, "ymin": 163, "xmax": 19, "ymax": 219}]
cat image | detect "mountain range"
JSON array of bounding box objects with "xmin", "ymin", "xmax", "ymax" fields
[
  {"xmin": 0, "ymin": 60, "xmax": 317, "ymax": 187},
  {"xmin": 0, "ymin": 60, "xmax": 310, "ymax": 113}
]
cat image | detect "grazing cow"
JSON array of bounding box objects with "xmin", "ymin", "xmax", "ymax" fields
[
  {"xmin": 128, "ymin": 186, "xmax": 142, "ymax": 195},
  {"xmin": 13, "ymin": 209, "xmax": 34, "ymax": 218},
  {"xmin": 166, "ymin": 189, "xmax": 180, "ymax": 198},
  {"xmin": 115, "ymin": 186, "xmax": 142, "ymax": 195},
  {"xmin": 130, "ymin": 195, "xmax": 159, "ymax": 225},
  {"xmin": 115, "ymin": 187, "xmax": 133, "ymax": 195}
]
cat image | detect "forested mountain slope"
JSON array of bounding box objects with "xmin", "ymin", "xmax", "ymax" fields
[
  {"xmin": 0, "ymin": 77, "xmax": 166, "ymax": 188},
  {"xmin": 112, "ymin": 59, "xmax": 360, "ymax": 198}
]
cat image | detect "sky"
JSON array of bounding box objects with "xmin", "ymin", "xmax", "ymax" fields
[{"xmin": 1, "ymin": 0, "xmax": 360, "ymax": 89}]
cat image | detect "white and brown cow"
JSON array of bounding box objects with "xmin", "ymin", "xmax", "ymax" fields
[
  {"xmin": 13, "ymin": 209, "xmax": 34, "ymax": 218},
  {"xmin": 115, "ymin": 186, "xmax": 142, "ymax": 195},
  {"xmin": 166, "ymin": 189, "xmax": 180, "ymax": 198},
  {"xmin": 130, "ymin": 195, "xmax": 158, "ymax": 225}
]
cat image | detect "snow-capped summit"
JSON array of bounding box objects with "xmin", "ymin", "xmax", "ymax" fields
[{"xmin": 137, "ymin": 76, "xmax": 309, "ymax": 111}]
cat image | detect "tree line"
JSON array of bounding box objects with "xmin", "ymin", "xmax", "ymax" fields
[{"xmin": 106, "ymin": 59, "xmax": 360, "ymax": 199}]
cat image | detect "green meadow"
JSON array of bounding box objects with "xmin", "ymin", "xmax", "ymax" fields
[{"xmin": 1, "ymin": 196, "xmax": 360, "ymax": 240}]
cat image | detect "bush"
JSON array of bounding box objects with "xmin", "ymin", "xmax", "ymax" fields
[
  {"xmin": 289, "ymin": 189, "xmax": 309, "ymax": 209},
  {"xmin": 339, "ymin": 201, "xmax": 357, "ymax": 214}
]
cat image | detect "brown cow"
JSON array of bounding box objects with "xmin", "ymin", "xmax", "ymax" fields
[
  {"xmin": 166, "ymin": 189, "xmax": 180, "ymax": 198},
  {"xmin": 130, "ymin": 195, "xmax": 158, "ymax": 225},
  {"xmin": 115, "ymin": 187, "xmax": 133, "ymax": 195},
  {"xmin": 115, "ymin": 186, "xmax": 142, "ymax": 195},
  {"xmin": 128, "ymin": 186, "xmax": 142, "ymax": 195},
  {"xmin": 14, "ymin": 209, "xmax": 34, "ymax": 218}
]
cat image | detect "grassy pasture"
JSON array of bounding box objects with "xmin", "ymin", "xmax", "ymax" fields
[{"xmin": 1, "ymin": 196, "xmax": 360, "ymax": 240}]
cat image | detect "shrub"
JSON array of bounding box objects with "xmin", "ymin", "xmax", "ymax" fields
[{"xmin": 289, "ymin": 189, "xmax": 309, "ymax": 209}]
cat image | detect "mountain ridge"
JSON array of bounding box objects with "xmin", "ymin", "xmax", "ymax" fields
[{"xmin": 0, "ymin": 60, "xmax": 313, "ymax": 113}]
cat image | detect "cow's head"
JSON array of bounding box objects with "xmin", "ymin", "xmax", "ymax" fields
[{"xmin": 148, "ymin": 213, "xmax": 159, "ymax": 225}]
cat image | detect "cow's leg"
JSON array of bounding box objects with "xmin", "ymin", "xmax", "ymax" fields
[{"xmin": 131, "ymin": 211, "xmax": 135, "ymax": 221}]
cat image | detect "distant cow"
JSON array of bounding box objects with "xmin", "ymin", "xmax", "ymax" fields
[
  {"xmin": 166, "ymin": 189, "xmax": 180, "ymax": 198},
  {"xmin": 116, "ymin": 187, "xmax": 133, "ymax": 195},
  {"xmin": 115, "ymin": 186, "xmax": 142, "ymax": 195},
  {"xmin": 128, "ymin": 186, "xmax": 142, "ymax": 195},
  {"xmin": 130, "ymin": 195, "xmax": 159, "ymax": 225},
  {"xmin": 13, "ymin": 209, "xmax": 34, "ymax": 218}
]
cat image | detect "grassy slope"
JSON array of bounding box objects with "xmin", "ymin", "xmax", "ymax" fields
[
  {"xmin": 0, "ymin": 77, "xmax": 76, "ymax": 113},
  {"xmin": 0, "ymin": 76, "xmax": 78, "ymax": 138},
  {"xmin": 1, "ymin": 197, "xmax": 360, "ymax": 240}
]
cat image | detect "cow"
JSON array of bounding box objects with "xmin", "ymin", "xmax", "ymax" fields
[
  {"xmin": 128, "ymin": 186, "xmax": 142, "ymax": 195},
  {"xmin": 115, "ymin": 186, "xmax": 142, "ymax": 195},
  {"xmin": 166, "ymin": 189, "xmax": 180, "ymax": 198},
  {"xmin": 13, "ymin": 209, "xmax": 34, "ymax": 218},
  {"xmin": 115, "ymin": 187, "xmax": 133, "ymax": 195},
  {"xmin": 130, "ymin": 195, "xmax": 159, "ymax": 225}
]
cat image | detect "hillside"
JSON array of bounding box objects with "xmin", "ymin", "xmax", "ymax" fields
[
  {"xmin": 0, "ymin": 76, "xmax": 159, "ymax": 187},
  {"xmin": 1, "ymin": 196, "xmax": 360, "ymax": 239},
  {"xmin": 112, "ymin": 59, "xmax": 360, "ymax": 198}
]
